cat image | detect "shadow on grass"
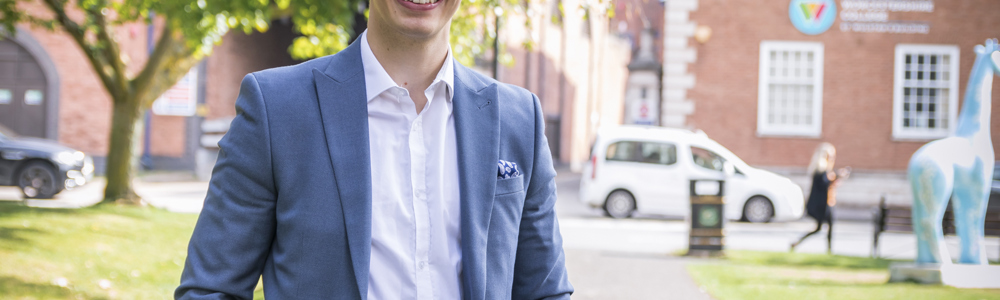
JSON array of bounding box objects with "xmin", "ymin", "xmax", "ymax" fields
[
  {"xmin": 0, "ymin": 276, "xmax": 108, "ymax": 300},
  {"xmin": 0, "ymin": 226, "xmax": 42, "ymax": 250},
  {"xmin": 0, "ymin": 202, "xmax": 158, "ymax": 222},
  {"xmin": 727, "ymin": 250, "xmax": 896, "ymax": 270}
]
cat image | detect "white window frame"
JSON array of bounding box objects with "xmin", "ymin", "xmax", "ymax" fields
[
  {"xmin": 757, "ymin": 41, "xmax": 824, "ymax": 138},
  {"xmin": 892, "ymin": 44, "xmax": 960, "ymax": 140}
]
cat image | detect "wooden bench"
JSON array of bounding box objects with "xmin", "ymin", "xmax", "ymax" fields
[{"xmin": 871, "ymin": 195, "xmax": 1000, "ymax": 260}]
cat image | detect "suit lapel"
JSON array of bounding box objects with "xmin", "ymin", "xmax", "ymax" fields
[
  {"xmin": 453, "ymin": 62, "xmax": 499, "ymax": 300},
  {"xmin": 313, "ymin": 42, "xmax": 372, "ymax": 299}
]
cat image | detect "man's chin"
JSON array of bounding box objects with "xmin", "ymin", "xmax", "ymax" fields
[{"xmin": 391, "ymin": 21, "xmax": 448, "ymax": 40}]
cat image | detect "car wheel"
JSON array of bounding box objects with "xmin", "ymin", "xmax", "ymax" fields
[
  {"xmin": 18, "ymin": 162, "xmax": 61, "ymax": 199},
  {"xmin": 743, "ymin": 196, "xmax": 774, "ymax": 223},
  {"xmin": 604, "ymin": 190, "xmax": 635, "ymax": 219}
]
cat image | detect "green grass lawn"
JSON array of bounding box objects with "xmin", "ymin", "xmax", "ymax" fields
[
  {"xmin": 688, "ymin": 250, "xmax": 1000, "ymax": 300},
  {"xmin": 0, "ymin": 202, "xmax": 264, "ymax": 299}
]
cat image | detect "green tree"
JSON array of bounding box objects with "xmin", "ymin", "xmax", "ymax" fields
[{"xmin": 0, "ymin": 0, "xmax": 519, "ymax": 205}]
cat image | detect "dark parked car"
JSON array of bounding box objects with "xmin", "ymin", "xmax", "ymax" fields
[{"xmin": 0, "ymin": 124, "xmax": 93, "ymax": 199}]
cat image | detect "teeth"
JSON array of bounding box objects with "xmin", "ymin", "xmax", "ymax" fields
[{"xmin": 407, "ymin": 0, "xmax": 438, "ymax": 4}]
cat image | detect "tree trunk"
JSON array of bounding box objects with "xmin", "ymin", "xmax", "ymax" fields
[{"xmin": 101, "ymin": 98, "xmax": 145, "ymax": 205}]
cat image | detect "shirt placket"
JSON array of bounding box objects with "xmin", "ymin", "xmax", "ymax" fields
[{"xmin": 404, "ymin": 89, "xmax": 434, "ymax": 300}]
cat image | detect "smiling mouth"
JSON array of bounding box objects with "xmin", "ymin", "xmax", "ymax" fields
[{"xmin": 405, "ymin": 0, "xmax": 440, "ymax": 3}]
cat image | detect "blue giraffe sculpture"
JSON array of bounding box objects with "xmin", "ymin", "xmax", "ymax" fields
[{"xmin": 908, "ymin": 39, "xmax": 1000, "ymax": 265}]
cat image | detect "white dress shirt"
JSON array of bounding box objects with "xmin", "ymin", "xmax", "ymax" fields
[{"xmin": 361, "ymin": 31, "xmax": 462, "ymax": 300}]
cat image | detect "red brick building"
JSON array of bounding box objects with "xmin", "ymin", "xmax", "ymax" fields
[{"xmin": 670, "ymin": 0, "xmax": 1000, "ymax": 172}]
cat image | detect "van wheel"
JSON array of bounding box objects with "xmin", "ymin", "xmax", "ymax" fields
[
  {"xmin": 18, "ymin": 162, "xmax": 61, "ymax": 199},
  {"xmin": 743, "ymin": 196, "xmax": 773, "ymax": 223},
  {"xmin": 604, "ymin": 190, "xmax": 635, "ymax": 219}
]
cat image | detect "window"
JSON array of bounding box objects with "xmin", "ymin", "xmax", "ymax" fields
[
  {"xmin": 691, "ymin": 147, "xmax": 725, "ymax": 172},
  {"xmin": 606, "ymin": 141, "xmax": 677, "ymax": 165},
  {"xmin": 893, "ymin": 44, "xmax": 959, "ymax": 140},
  {"xmin": 757, "ymin": 41, "xmax": 824, "ymax": 137},
  {"xmin": 24, "ymin": 89, "xmax": 43, "ymax": 105},
  {"xmin": 639, "ymin": 142, "xmax": 677, "ymax": 165},
  {"xmin": 606, "ymin": 141, "xmax": 639, "ymax": 162}
]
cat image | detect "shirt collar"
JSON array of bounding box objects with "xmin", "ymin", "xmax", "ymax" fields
[{"xmin": 360, "ymin": 30, "xmax": 454, "ymax": 103}]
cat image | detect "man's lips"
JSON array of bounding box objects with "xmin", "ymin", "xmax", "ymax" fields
[{"xmin": 398, "ymin": 0, "xmax": 441, "ymax": 11}]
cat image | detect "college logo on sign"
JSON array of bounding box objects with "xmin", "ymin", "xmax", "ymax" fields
[{"xmin": 789, "ymin": 0, "xmax": 837, "ymax": 35}]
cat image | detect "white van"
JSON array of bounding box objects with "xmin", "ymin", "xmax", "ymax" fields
[{"xmin": 579, "ymin": 125, "xmax": 804, "ymax": 223}]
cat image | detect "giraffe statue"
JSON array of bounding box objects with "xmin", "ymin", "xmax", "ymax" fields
[{"xmin": 909, "ymin": 39, "xmax": 1000, "ymax": 265}]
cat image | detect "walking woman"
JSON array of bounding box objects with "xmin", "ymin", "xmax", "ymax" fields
[{"xmin": 790, "ymin": 142, "xmax": 850, "ymax": 253}]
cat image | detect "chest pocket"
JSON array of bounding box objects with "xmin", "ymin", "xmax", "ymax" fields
[
  {"xmin": 490, "ymin": 175, "xmax": 527, "ymax": 252},
  {"xmin": 495, "ymin": 175, "xmax": 525, "ymax": 196}
]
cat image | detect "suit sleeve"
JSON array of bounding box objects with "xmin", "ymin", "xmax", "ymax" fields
[
  {"xmin": 511, "ymin": 94, "xmax": 574, "ymax": 300},
  {"xmin": 176, "ymin": 74, "xmax": 277, "ymax": 300}
]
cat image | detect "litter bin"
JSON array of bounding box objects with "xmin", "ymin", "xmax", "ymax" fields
[{"xmin": 687, "ymin": 179, "xmax": 725, "ymax": 257}]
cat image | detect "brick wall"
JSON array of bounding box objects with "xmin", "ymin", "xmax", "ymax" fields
[
  {"xmin": 204, "ymin": 21, "xmax": 298, "ymax": 122},
  {"xmin": 613, "ymin": 0, "xmax": 665, "ymax": 63},
  {"xmin": 687, "ymin": 0, "xmax": 1000, "ymax": 171}
]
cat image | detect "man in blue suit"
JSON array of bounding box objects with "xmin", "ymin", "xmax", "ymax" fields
[{"xmin": 175, "ymin": 0, "xmax": 572, "ymax": 299}]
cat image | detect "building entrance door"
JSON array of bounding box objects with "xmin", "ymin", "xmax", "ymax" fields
[{"xmin": 0, "ymin": 39, "xmax": 47, "ymax": 138}]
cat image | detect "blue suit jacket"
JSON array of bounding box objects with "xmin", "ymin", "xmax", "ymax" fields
[{"xmin": 176, "ymin": 41, "xmax": 572, "ymax": 299}]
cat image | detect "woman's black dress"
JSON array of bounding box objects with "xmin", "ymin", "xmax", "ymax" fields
[{"xmin": 806, "ymin": 172, "xmax": 832, "ymax": 222}]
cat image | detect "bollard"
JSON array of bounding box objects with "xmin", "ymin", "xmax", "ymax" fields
[{"xmin": 687, "ymin": 179, "xmax": 725, "ymax": 257}]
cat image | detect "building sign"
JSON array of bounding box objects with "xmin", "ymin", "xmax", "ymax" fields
[
  {"xmin": 629, "ymin": 98, "xmax": 658, "ymax": 126},
  {"xmin": 839, "ymin": 0, "xmax": 933, "ymax": 34},
  {"xmin": 789, "ymin": 0, "xmax": 837, "ymax": 35},
  {"xmin": 152, "ymin": 68, "xmax": 198, "ymax": 116}
]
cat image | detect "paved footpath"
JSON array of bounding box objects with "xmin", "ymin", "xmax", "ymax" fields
[
  {"xmin": 565, "ymin": 249, "xmax": 713, "ymax": 300},
  {"xmin": 0, "ymin": 178, "xmax": 208, "ymax": 213}
]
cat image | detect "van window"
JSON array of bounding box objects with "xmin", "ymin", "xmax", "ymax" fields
[
  {"xmin": 639, "ymin": 142, "xmax": 677, "ymax": 165},
  {"xmin": 691, "ymin": 147, "xmax": 725, "ymax": 172},
  {"xmin": 606, "ymin": 141, "xmax": 676, "ymax": 165},
  {"xmin": 606, "ymin": 141, "xmax": 639, "ymax": 162}
]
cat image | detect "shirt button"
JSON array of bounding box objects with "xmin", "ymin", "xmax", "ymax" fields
[{"xmin": 418, "ymin": 261, "xmax": 427, "ymax": 269}]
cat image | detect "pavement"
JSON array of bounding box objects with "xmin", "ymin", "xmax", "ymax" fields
[
  {"xmin": 2, "ymin": 170, "xmax": 998, "ymax": 299},
  {"xmin": 566, "ymin": 249, "xmax": 712, "ymax": 300},
  {"xmin": 0, "ymin": 177, "xmax": 208, "ymax": 213}
]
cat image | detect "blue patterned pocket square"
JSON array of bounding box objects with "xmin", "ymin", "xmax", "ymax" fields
[{"xmin": 498, "ymin": 160, "xmax": 520, "ymax": 179}]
